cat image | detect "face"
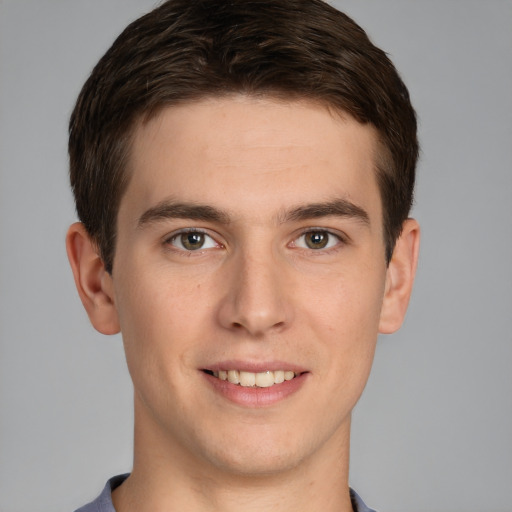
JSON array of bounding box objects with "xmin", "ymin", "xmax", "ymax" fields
[{"xmin": 109, "ymin": 96, "xmax": 394, "ymax": 476}]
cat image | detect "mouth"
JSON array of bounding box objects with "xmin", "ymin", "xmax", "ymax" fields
[{"xmin": 203, "ymin": 369, "xmax": 301, "ymax": 388}]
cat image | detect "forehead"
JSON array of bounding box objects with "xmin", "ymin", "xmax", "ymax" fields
[{"xmin": 123, "ymin": 95, "xmax": 381, "ymax": 223}]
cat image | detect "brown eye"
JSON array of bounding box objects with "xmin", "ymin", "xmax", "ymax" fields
[
  {"xmin": 169, "ymin": 230, "xmax": 218, "ymax": 251},
  {"xmin": 295, "ymin": 230, "xmax": 341, "ymax": 250},
  {"xmin": 180, "ymin": 232, "xmax": 205, "ymax": 250},
  {"xmin": 305, "ymin": 231, "xmax": 329, "ymax": 249}
]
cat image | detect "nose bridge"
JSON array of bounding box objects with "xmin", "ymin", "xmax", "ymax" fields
[{"xmin": 218, "ymin": 242, "xmax": 291, "ymax": 336}]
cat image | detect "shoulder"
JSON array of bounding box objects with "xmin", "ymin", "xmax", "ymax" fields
[
  {"xmin": 73, "ymin": 474, "xmax": 129, "ymax": 512},
  {"xmin": 350, "ymin": 488, "xmax": 378, "ymax": 512}
]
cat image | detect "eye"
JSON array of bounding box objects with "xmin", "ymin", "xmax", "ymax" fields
[
  {"xmin": 294, "ymin": 230, "xmax": 341, "ymax": 250},
  {"xmin": 168, "ymin": 230, "xmax": 219, "ymax": 251}
]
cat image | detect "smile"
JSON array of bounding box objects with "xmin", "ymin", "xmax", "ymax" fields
[{"xmin": 207, "ymin": 370, "xmax": 299, "ymax": 388}]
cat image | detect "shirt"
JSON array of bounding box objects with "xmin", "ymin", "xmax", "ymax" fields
[{"xmin": 74, "ymin": 474, "xmax": 377, "ymax": 512}]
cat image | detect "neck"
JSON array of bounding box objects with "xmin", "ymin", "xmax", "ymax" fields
[{"xmin": 113, "ymin": 396, "xmax": 354, "ymax": 512}]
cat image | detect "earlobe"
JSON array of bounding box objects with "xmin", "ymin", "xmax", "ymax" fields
[
  {"xmin": 379, "ymin": 219, "xmax": 420, "ymax": 334},
  {"xmin": 66, "ymin": 222, "xmax": 120, "ymax": 335}
]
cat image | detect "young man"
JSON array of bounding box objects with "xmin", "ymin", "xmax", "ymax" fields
[{"xmin": 66, "ymin": 1, "xmax": 419, "ymax": 511}]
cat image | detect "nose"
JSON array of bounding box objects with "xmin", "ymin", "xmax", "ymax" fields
[{"xmin": 216, "ymin": 249, "xmax": 293, "ymax": 337}]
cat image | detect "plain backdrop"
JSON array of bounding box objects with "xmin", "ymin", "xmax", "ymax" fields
[{"xmin": 1, "ymin": 1, "xmax": 511, "ymax": 511}]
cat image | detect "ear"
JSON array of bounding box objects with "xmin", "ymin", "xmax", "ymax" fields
[
  {"xmin": 379, "ymin": 218, "xmax": 420, "ymax": 334},
  {"xmin": 66, "ymin": 222, "xmax": 120, "ymax": 335}
]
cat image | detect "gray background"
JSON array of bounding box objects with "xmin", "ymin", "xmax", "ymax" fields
[{"xmin": 1, "ymin": 1, "xmax": 511, "ymax": 511}]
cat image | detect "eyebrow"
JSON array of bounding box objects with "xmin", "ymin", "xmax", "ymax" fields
[
  {"xmin": 282, "ymin": 199, "xmax": 370, "ymax": 225},
  {"xmin": 138, "ymin": 200, "xmax": 231, "ymax": 228},
  {"xmin": 137, "ymin": 198, "xmax": 370, "ymax": 228}
]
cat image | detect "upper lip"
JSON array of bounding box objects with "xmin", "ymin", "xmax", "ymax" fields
[{"xmin": 203, "ymin": 360, "xmax": 308, "ymax": 374}]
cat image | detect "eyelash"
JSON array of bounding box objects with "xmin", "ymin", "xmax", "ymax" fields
[
  {"xmin": 291, "ymin": 228, "xmax": 347, "ymax": 253},
  {"xmin": 164, "ymin": 228, "xmax": 222, "ymax": 254},
  {"xmin": 163, "ymin": 228, "xmax": 347, "ymax": 254}
]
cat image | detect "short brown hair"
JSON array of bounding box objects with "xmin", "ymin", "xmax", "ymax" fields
[{"xmin": 69, "ymin": 0, "xmax": 418, "ymax": 273}]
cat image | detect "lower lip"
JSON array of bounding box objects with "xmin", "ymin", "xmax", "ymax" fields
[{"xmin": 203, "ymin": 371, "xmax": 308, "ymax": 407}]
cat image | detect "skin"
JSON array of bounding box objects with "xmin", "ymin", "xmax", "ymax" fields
[{"xmin": 67, "ymin": 96, "xmax": 419, "ymax": 512}]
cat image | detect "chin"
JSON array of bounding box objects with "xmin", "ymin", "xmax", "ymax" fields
[
  {"xmin": 209, "ymin": 449, "xmax": 303, "ymax": 478},
  {"xmin": 196, "ymin": 429, "xmax": 315, "ymax": 478}
]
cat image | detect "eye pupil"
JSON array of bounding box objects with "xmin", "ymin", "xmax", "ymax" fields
[
  {"xmin": 306, "ymin": 231, "xmax": 328, "ymax": 249},
  {"xmin": 181, "ymin": 232, "xmax": 204, "ymax": 250}
]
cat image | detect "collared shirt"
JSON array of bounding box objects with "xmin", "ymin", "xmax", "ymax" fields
[{"xmin": 74, "ymin": 474, "xmax": 377, "ymax": 512}]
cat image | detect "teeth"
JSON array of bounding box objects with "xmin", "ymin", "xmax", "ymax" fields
[
  {"xmin": 239, "ymin": 371, "xmax": 256, "ymax": 387},
  {"xmin": 274, "ymin": 370, "xmax": 285, "ymax": 384},
  {"xmin": 255, "ymin": 371, "xmax": 274, "ymax": 387},
  {"xmin": 227, "ymin": 370, "xmax": 240, "ymax": 384},
  {"xmin": 214, "ymin": 370, "xmax": 299, "ymax": 388}
]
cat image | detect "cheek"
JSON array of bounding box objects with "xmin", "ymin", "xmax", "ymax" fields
[
  {"xmin": 306, "ymin": 265, "xmax": 385, "ymax": 334},
  {"xmin": 300, "ymin": 265, "xmax": 386, "ymax": 376},
  {"xmin": 115, "ymin": 261, "xmax": 206, "ymax": 334},
  {"xmin": 112, "ymin": 268, "xmax": 206, "ymax": 387}
]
